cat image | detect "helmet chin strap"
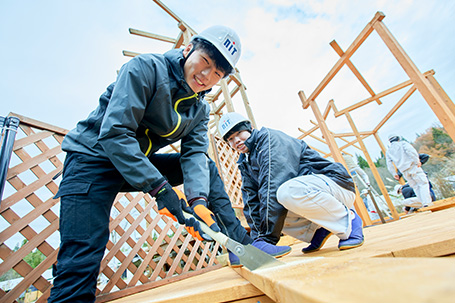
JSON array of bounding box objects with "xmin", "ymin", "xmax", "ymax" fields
[{"xmin": 183, "ymin": 45, "xmax": 196, "ymax": 65}]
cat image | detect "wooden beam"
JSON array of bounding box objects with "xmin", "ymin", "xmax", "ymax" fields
[
  {"xmin": 299, "ymin": 91, "xmax": 344, "ymax": 163},
  {"xmin": 122, "ymin": 50, "xmax": 141, "ymax": 58},
  {"xmin": 333, "ymin": 70, "xmax": 435, "ymax": 117},
  {"xmin": 330, "ymin": 40, "xmax": 381, "ymax": 105},
  {"xmin": 297, "ymin": 125, "xmax": 319, "ymax": 140},
  {"xmin": 373, "ymin": 85, "xmax": 417, "ymax": 133},
  {"xmin": 128, "ymin": 28, "xmax": 176, "ymax": 43},
  {"xmin": 345, "ymin": 111, "xmax": 399, "ymax": 220},
  {"xmin": 304, "ymin": 12, "xmax": 385, "ymax": 105},
  {"xmin": 426, "ymin": 73, "xmax": 455, "ymax": 117},
  {"xmin": 333, "ymin": 131, "xmax": 374, "ymax": 138},
  {"xmin": 373, "ymin": 19, "xmax": 455, "ymax": 142}
]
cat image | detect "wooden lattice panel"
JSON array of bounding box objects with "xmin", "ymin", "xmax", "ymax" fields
[
  {"xmin": 212, "ymin": 136, "xmax": 244, "ymax": 209},
  {"xmin": 0, "ymin": 114, "xmax": 221, "ymax": 303}
]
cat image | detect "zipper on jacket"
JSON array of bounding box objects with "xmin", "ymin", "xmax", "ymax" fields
[{"xmin": 161, "ymin": 93, "xmax": 197, "ymax": 138}]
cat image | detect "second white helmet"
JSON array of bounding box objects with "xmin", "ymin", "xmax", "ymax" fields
[{"xmin": 218, "ymin": 112, "xmax": 250, "ymax": 140}]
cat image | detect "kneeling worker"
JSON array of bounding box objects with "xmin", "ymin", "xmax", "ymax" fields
[{"xmin": 218, "ymin": 113, "xmax": 365, "ymax": 254}]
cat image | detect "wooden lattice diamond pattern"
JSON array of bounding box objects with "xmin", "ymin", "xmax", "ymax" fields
[{"xmin": 0, "ymin": 114, "xmax": 222, "ymax": 303}]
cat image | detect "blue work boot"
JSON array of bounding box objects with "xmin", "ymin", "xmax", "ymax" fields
[
  {"xmin": 338, "ymin": 209, "xmax": 364, "ymax": 250},
  {"xmin": 302, "ymin": 227, "xmax": 332, "ymax": 253},
  {"xmin": 252, "ymin": 238, "xmax": 292, "ymax": 258},
  {"xmin": 228, "ymin": 251, "xmax": 242, "ymax": 268}
]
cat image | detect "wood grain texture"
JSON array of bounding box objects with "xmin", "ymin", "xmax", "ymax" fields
[{"xmin": 236, "ymin": 257, "xmax": 455, "ymax": 303}]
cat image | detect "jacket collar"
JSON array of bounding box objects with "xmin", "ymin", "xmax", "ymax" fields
[{"xmin": 237, "ymin": 129, "xmax": 258, "ymax": 164}]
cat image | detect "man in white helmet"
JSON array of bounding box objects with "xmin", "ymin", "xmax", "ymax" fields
[
  {"xmin": 218, "ymin": 113, "xmax": 365, "ymax": 255},
  {"xmin": 386, "ymin": 134, "xmax": 432, "ymax": 208},
  {"xmin": 49, "ymin": 26, "xmax": 279, "ymax": 302}
]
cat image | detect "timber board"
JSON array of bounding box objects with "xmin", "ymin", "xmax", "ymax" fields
[{"xmin": 108, "ymin": 206, "xmax": 455, "ymax": 303}]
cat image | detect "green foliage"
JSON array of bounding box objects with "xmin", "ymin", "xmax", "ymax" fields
[
  {"xmin": 432, "ymin": 127, "xmax": 453, "ymax": 145},
  {"xmin": 0, "ymin": 241, "xmax": 46, "ymax": 282},
  {"xmin": 24, "ymin": 249, "xmax": 46, "ymax": 268},
  {"xmin": 356, "ymin": 154, "xmax": 369, "ymax": 169}
]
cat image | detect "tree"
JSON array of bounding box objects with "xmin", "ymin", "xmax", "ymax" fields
[{"xmin": 356, "ymin": 154, "xmax": 369, "ymax": 168}]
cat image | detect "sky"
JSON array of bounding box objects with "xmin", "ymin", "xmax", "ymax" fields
[{"xmin": 1, "ymin": 0, "xmax": 455, "ymax": 159}]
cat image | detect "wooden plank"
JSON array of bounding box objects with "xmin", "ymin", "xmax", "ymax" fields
[
  {"xmin": 287, "ymin": 208, "xmax": 455, "ymax": 259},
  {"xmin": 235, "ymin": 257, "xmax": 455, "ymax": 303},
  {"xmin": 106, "ymin": 266, "xmax": 263, "ymax": 303},
  {"xmin": 417, "ymin": 196, "xmax": 455, "ymax": 212},
  {"xmin": 105, "ymin": 207, "xmax": 455, "ymax": 303}
]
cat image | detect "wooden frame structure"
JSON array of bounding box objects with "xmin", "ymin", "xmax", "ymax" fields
[{"xmin": 297, "ymin": 12, "xmax": 455, "ymax": 226}]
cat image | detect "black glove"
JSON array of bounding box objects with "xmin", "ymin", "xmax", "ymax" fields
[{"xmin": 154, "ymin": 182, "xmax": 190, "ymax": 225}]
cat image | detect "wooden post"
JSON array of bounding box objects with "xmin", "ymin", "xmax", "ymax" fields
[
  {"xmin": 299, "ymin": 91, "xmax": 344, "ymax": 163},
  {"xmin": 373, "ymin": 19, "xmax": 455, "ymax": 142},
  {"xmin": 234, "ymin": 72, "xmax": 258, "ymax": 129},
  {"xmin": 220, "ymin": 79, "xmax": 235, "ymax": 112},
  {"xmin": 345, "ymin": 112, "xmax": 400, "ymax": 220},
  {"xmin": 299, "ymin": 92, "xmax": 372, "ymax": 224}
]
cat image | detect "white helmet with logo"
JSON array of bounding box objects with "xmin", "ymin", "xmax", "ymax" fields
[
  {"xmin": 218, "ymin": 112, "xmax": 249, "ymax": 140},
  {"xmin": 195, "ymin": 25, "xmax": 241, "ymax": 73}
]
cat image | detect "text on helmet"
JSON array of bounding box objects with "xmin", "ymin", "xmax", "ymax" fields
[{"xmin": 223, "ymin": 38, "xmax": 238, "ymax": 56}]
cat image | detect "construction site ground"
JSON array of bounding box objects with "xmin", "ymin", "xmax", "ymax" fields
[{"xmin": 108, "ymin": 204, "xmax": 455, "ymax": 303}]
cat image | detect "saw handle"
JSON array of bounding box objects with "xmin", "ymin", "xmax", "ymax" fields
[{"xmin": 183, "ymin": 211, "xmax": 228, "ymax": 246}]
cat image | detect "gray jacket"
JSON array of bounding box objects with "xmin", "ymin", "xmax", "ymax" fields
[
  {"xmin": 237, "ymin": 127, "xmax": 354, "ymax": 243},
  {"xmin": 62, "ymin": 49, "xmax": 210, "ymax": 200}
]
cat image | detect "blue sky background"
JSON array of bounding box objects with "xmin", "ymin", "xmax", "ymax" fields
[{"xmin": 1, "ymin": 0, "xmax": 454, "ymax": 158}]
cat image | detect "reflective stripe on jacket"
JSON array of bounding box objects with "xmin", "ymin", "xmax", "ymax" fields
[{"xmin": 61, "ymin": 49, "xmax": 210, "ymax": 199}]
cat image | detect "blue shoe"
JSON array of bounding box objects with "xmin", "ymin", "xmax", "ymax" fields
[
  {"xmin": 252, "ymin": 238, "xmax": 292, "ymax": 258},
  {"xmin": 338, "ymin": 209, "xmax": 364, "ymax": 250},
  {"xmin": 302, "ymin": 227, "xmax": 332, "ymax": 253},
  {"xmin": 228, "ymin": 251, "xmax": 242, "ymax": 268}
]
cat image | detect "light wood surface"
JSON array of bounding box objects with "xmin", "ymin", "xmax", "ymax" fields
[
  {"xmin": 236, "ymin": 257, "xmax": 455, "ymax": 303},
  {"xmin": 108, "ymin": 207, "xmax": 455, "ymax": 303},
  {"xmin": 107, "ymin": 266, "xmax": 264, "ymax": 303}
]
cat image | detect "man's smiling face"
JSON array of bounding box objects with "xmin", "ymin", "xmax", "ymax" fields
[{"xmin": 183, "ymin": 44, "xmax": 224, "ymax": 93}]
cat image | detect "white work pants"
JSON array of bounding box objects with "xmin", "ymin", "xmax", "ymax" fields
[
  {"xmin": 403, "ymin": 166, "xmax": 432, "ymax": 207},
  {"xmin": 277, "ymin": 174, "xmax": 356, "ymax": 240}
]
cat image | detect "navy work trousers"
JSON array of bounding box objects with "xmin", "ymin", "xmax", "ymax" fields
[{"xmin": 48, "ymin": 152, "xmax": 250, "ymax": 303}]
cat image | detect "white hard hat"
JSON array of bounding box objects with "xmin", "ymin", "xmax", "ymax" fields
[
  {"xmin": 388, "ymin": 134, "xmax": 400, "ymax": 142},
  {"xmin": 194, "ymin": 25, "xmax": 241, "ymax": 73},
  {"xmin": 361, "ymin": 189, "xmax": 368, "ymax": 195},
  {"xmin": 218, "ymin": 112, "xmax": 249, "ymax": 140}
]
